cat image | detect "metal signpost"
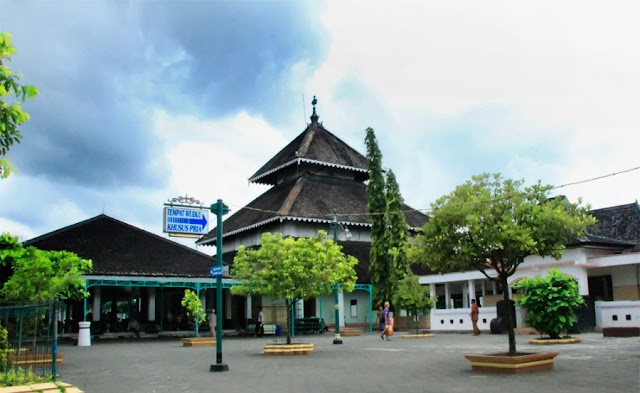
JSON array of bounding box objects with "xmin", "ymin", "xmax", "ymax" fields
[{"xmin": 210, "ymin": 199, "xmax": 230, "ymax": 372}]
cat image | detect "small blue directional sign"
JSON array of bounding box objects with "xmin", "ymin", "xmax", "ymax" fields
[
  {"xmin": 210, "ymin": 266, "xmax": 223, "ymax": 278},
  {"xmin": 163, "ymin": 206, "xmax": 209, "ymax": 236}
]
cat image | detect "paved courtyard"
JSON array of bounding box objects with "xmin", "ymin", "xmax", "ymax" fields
[{"xmin": 58, "ymin": 332, "xmax": 639, "ymax": 393}]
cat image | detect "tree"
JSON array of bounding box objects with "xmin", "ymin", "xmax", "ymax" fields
[
  {"xmin": 392, "ymin": 273, "xmax": 436, "ymax": 334},
  {"xmin": 385, "ymin": 169, "xmax": 411, "ymax": 287},
  {"xmin": 181, "ymin": 289, "xmax": 207, "ymax": 338},
  {"xmin": 0, "ymin": 33, "xmax": 38, "ymax": 179},
  {"xmin": 514, "ymin": 269, "xmax": 584, "ymax": 339},
  {"xmin": 0, "ymin": 233, "xmax": 93, "ymax": 304},
  {"xmin": 230, "ymin": 231, "xmax": 358, "ymax": 345},
  {"xmin": 409, "ymin": 173, "xmax": 595, "ymax": 355},
  {"xmin": 365, "ymin": 127, "xmax": 389, "ymax": 307}
]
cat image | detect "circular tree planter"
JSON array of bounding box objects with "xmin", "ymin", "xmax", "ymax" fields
[
  {"xmin": 263, "ymin": 343, "xmax": 313, "ymax": 356},
  {"xmin": 529, "ymin": 337, "xmax": 581, "ymax": 345},
  {"xmin": 464, "ymin": 352, "xmax": 559, "ymax": 373},
  {"xmin": 401, "ymin": 333, "xmax": 434, "ymax": 339},
  {"xmin": 182, "ymin": 337, "xmax": 216, "ymax": 347}
]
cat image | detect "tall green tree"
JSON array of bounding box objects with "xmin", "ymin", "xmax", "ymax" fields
[
  {"xmin": 365, "ymin": 127, "xmax": 390, "ymax": 307},
  {"xmin": 0, "ymin": 33, "xmax": 38, "ymax": 179},
  {"xmin": 231, "ymin": 231, "xmax": 358, "ymax": 344},
  {"xmin": 0, "ymin": 233, "xmax": 93, "ymax": 304},
  {"xmin": 385, "ymin": 169, "xmax": 411, "ymax": 287},
  {"xmin": 409, "ymin": 173, "xmax": 595, "ymax": 355},
  {"xmin": 392, "ymin": 273, "xmax": 436, "ymax": 334}
]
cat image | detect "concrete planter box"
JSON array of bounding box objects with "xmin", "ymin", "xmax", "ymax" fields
[
  {"xmin": 263, "ymin": 343, "xmax": 313, "ymax": 355},
  {"xmin": 0, "ymin": 382, "xmax": 83, "ymax": 393},
  {"xmin": 401, "ymin": 333, "xmax": 435, "ymax": 339},
  {"xmin": 181, "ymin": 337, "xmax": 216, "ymax": 347},
  {"xmin": 7, "ymin": 352, "xmax": 64, "ymax": 367},
  {"xmin": 464, "ymin": 352, "xmax": 559, "ymax": 373},
  {"xmin": 529, "ymin": 337, "xmax": 581, "ymax": 345}
]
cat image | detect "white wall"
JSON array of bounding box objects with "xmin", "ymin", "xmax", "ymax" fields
[
  {"xmin": 430, "ymin": 307, "xmax": 497, "ymax": 331},
  {"xmin": 595, "ymin": 301, "xmax": 640, "ymax": 328}
]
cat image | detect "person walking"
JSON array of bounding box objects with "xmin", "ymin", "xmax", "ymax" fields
[
  {"xmin": 381, "ymin": 301, "xmax": 392, "ymax": 341},
  {"xmin": 470, "ymin": 299, "xmax": 480, "ymax": 336},
  {"xmin": 255, "ymin": 307, "xmax": 264, "ymax": 337}
]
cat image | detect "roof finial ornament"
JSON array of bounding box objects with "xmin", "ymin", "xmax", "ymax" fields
[{"xmin": 310, "ymin": 95, "xmax": 319, "ymax": 124}]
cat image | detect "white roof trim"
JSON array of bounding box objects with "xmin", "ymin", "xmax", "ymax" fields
[
  {"xmin": 248, "ymin": 158, "xmax": 368, "ymax": 183},
  {"xmin": 198, "ymin": 214, "xmax": 422, "ymax": 246}
]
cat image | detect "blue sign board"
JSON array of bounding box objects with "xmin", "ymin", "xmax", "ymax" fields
[
  {"xmin": 163, "ymin": 206, "xmax": 209, "ymax": 236},
  {"xmin": 210, "ymin": 266, "xmax": 223, "ymax": 278}
]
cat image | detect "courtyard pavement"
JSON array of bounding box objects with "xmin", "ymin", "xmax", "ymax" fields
[{"xmin": 57, "ymin": 332, "xmax": 639, "ymax": 393}]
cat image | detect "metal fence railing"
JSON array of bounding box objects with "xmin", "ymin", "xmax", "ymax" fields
[{"xmin": 0, "ymin": 300, "xmax": 60, "ymax": 382}]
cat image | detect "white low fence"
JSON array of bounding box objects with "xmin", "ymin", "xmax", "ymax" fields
[
  {"xmin": 430, "ymin": 307, "xmax": 497, "ymax": 331},
  {"xmin": 595, "ymin": 301, "xmax": 640, "ymax": 328}
]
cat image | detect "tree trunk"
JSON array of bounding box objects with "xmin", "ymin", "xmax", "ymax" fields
[
  {"xmin": 285, "ymin": 299, "xmax": 292, "ymax": 345},
  {"xmin": 501, "ymin": 275, "xmax": 517, "ymax": 356}
]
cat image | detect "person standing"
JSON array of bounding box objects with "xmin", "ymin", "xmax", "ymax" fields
[
  {"xmin": 470, "ymin": 299, "xmax": 480, "ymax": 336},
  {"xmin": 255, "ymin": 307, "xmax": 264, "ymax": 337},
  {"xmin": 381, "ymin": 301, "xmax": 391, "ymax": 341},
  {"xmin": 209, "ymin": 309, "xmax": 216, "ymax": 337}
]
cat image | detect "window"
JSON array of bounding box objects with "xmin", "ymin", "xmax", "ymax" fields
[{"xmin": 350, "ymin": 299, "xmax": 357, "ymax": 317}]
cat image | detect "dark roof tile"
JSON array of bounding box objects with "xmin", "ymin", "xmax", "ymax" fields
[{"xmin": 25, "ymin": 215, "xmax": 215, "ymax": 278}]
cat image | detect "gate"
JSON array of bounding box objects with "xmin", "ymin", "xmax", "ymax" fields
[{"xmin": 0, "ymin": 300, "xmax": 60, "ymax": 383}]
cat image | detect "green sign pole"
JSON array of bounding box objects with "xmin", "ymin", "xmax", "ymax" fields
[{"xmin": 210, "ymin": 199, "xmax": 230, "ymax": 372}]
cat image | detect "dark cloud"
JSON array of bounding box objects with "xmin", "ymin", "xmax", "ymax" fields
[{"xmin": 1, "ymin": 1, "xmax": 328, "ymax": 187}]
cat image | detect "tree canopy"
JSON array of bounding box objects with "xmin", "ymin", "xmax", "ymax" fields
[
  {"xmin": 392, "ymin": 273, "xmax": 435, "ymax": 334},
  {"xmin": 181, "ymin": 289, "xmax": 207, "ymax": 338},
  {"xmin": 0, "ymin": 233, "xmax": 93, "ymax": 304},
  {"xmin": 230, "ymin": 231, "xmax": 358, "ymax": 344},
  {"xmin": 410, "ymin": 173, "xmax": 595, "ymax": 354},
  {"xmin": 0, "ymin": 33, "xmax": 38, "ymax": 179}
]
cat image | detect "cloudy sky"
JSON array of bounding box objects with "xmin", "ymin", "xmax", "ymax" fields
[{"xmin": 1, "ymin": 1, "xmax": 638, "ymax": 252}]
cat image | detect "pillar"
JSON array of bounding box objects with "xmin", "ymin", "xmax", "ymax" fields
[
  {"xmin": 444, "ymin": 283, "xmax": 451, "ymax": 310},
  {"xmin": 246, "ymin": 296, "xmax": 252, "ymax": 320},
  {"xmin": 462, "ymin": 285, "xmax": 469, "ymax": 308},
  {"xmin": 429, "ymin": 284, "xmax": 436, "ymax": 303},
  {"xmin": 467, "ymin": 280, "xmax": 476, "ymax": 306},
  {"xmin": 147, "ymin": 288, "xmax": 156, "ymax": 322},
  {"xmin": 200, "ymin": 290, "xmax": 206, "ymax": 309},
  {"xmin": 224, "ymin": 289, "xmax": 232, "ymax": 319},
  {"xmin": 492, "ymin": 281, "xmax": 497, "ymax": 295},
  {"xmin": 296, "ymin": 299, "xmax": 304, "ymax": 319},
  {"xmin": 92, "ymin": 287, "xmax": 101, "ymax": 322},
  {"xmin": 338, "ymin": 290, "xmax": 345, "ymax": 327},
  {"xmin": 481, "ymin": 281, "xmax": 486, "ymax": 297}
]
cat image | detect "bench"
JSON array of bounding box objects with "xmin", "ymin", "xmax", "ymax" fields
[
  {"xmin": 247, "ymin": 323, "xmax": 277, "ymax": 335},
  {"xmin": 294, "ymin": 318, "xmax": 325, "ymax": 334}
]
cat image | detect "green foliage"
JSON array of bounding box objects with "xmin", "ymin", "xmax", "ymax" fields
[
  {"xmin": 0, "ymin": 32, "xmax": 38, "ymax": 179},
  {"xmin": 0, "ymin": 233, "xmax": 93, "ymax": 304},
  {"xmin": 181, "ymin": 289, "xmax": 206, "ymax": 337},
  {"xmin": 0, "ymin": 367, "xmax": 52, "ymax": 387},
  {"xmin": 231, "ymin": 231, "xmax": 357, "ymax": 344},
  {"xmin": 410, "ymin": 173, "xmax": 595, "ymax": 354},
  {"xmin": 385, "ymin": 170, "xmax": 411, "ymax": 287},
  {"xmin": 0, "ymin": 323, "xmax": 7, "ymax": 372},
  {"xmin": 514, "ymin": 269, "xmax": 584, "ymax": 339},
  {"xmin": 392, "ymin": 273, "xmax": 436, "ymax": 334},
  {"xmin": 365, "ymin": 127, "xmax": 389, "ymax": 306}
]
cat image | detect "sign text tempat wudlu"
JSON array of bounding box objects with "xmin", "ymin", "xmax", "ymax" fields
[{"xmin": 163, "ymin": 207, "xmax": 209, "ymax": 235}]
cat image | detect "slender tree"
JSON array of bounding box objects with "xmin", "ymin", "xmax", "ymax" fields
[
  {"xmin": 181, "ymin": 289, "xmax": 207, "ymax": 338},
  {"xmin": 385, "ymin": 169, "xmax": 411, "ymax": 288},
  {"xmin": 231, "ymin": 231, "xmax": 358, "ymax": 345},
  {"xmin": 0, "ymin": 33, "xmax": 38, "ymax": 179},
  {"xmin": 409, "ymin": 173, "xmax": 595, "ymax": 355},
  {"xmin": 392, "ymin": 273, "xmax": 435, "ymax": 334},
  {"xmin": 365, "ymin": 127, "xmax": 390, "ymax": 307}
]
